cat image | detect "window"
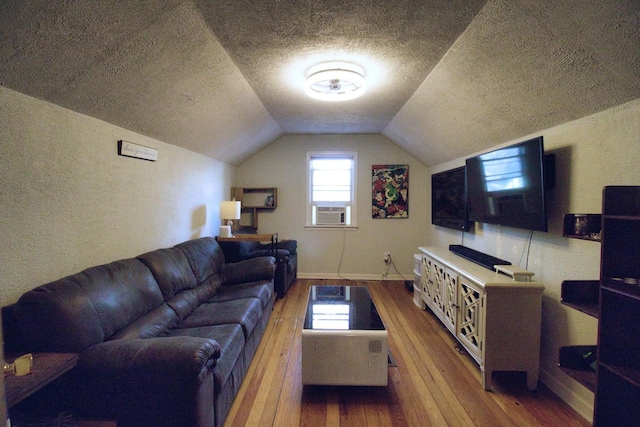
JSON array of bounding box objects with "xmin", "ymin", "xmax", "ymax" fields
[{"xmin": 306, "ymin": 151, "xmax": 357, "ymax": 227}]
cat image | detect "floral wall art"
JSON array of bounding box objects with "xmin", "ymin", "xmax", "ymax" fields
[{"xmin": 372, "ymin": 164, "xmax": 409, "ymax": 219}]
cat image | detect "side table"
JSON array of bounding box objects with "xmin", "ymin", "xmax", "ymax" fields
[{"xmin": 5, "ymin": 352, "xmax": 79, "ymax": 408}]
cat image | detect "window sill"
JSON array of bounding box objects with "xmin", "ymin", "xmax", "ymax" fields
[{"xmin": 305, "ymin": 225, "xmax": 358, "ymax": 230}]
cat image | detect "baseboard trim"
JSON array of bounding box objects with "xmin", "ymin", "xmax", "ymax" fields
[
  {"xmin": 539, "ymin": 367, "xmax": 594, "ymax": 424},
  {"xmin": 297, "ymin": 273, "xmax": 407, "ymax": 281}
]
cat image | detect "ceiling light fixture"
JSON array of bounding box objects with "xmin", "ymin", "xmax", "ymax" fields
[{"xmin": 305, "ymin": 67, "xmax": 365, "ymax": 101}]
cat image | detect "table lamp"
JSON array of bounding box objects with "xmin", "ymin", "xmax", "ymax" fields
[{"xmin": 220, "ymin": 200, "xmax": 241, "ymax": 237}]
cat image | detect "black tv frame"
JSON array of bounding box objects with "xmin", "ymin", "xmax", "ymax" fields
[
  {"xmin": 431, "ymin": 166, "xmax": 472, "ymax": 232},
  {"xmin": 465, "ymin": 136, "xmax": 549, "ymax": 232}
]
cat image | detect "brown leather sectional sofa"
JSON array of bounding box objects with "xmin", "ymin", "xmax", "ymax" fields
[{"xmin": 3, "ymin": 237, "xmax": 276, "ymax": 427}]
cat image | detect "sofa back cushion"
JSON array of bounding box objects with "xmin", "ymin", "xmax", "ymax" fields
[
  {"xmin": 164, "ymin": 238, "xmax": 225, "ymax": 320},
  {"xmin": 13, "ymin": 258, "xmax": 163, "ymax": 353},
  {"xmin": 137, "ymin": 248, "xmax": 198, "ymax": 300},
  {"xmin": 174, "ymin": 237, "xmax": 225, "ymax": 286}
]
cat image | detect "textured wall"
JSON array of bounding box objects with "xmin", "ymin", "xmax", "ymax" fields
[
  {"xmin": 385, "ymin": 0, "xmax": 640, "ymax": 166},
  {"xmin": 0, "ymin": 87, "xmax": 235, "ymax": 305},
  {"xmin": 236, "ymin": 134, "xmax": 429, "ymax": 280},
  {"xmin": 0, "ymin": 1, "xmax": 282, "ymax": 166},
  {"xmin": 427, "ymin": 98, "xmax": 640, "ymax": 421}
]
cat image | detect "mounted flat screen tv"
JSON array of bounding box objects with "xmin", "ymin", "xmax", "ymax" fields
[
  {"xmin": 465, "ymin": 136, "xmax": 548, "ymax": 232},
  {"xmin": 431, "ymin": 166, "xmax": 472, "ymax": 231}
]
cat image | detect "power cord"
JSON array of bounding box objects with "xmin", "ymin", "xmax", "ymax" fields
[
  {"xmin": 383, "ymin": 254, "xmax": 411, "ymax": 282},
  {"xmin": 518, "ymin": 230, "xmax": 534, "ymax": 270},
  {"xmin": 337, "ymin": 225, "xmax": 352, "ymax": 281}
]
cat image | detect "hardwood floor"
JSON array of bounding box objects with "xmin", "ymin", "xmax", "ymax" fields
[{"xmin": 224, "ymin": 279, "xmax": 591, "ymax": 426}]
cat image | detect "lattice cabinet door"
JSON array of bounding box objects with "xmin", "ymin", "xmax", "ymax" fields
[
  {"xmin": 442, "ymin": 271, "xmax": 458, "ymax": 334},
  {"xmin": 421, "ymin": 255, "xmax": 434, "ymax": 305},
  {"xmin": 431, "ymin": 262, "xmax": 446, "ymax": 318},
  {"xmin": 456, "ymin": 276, "xmax": 484, "ymax": 360}
]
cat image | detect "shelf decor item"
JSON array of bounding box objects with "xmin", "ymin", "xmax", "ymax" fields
[
  {"xmin": 574, "ymin": 214, "xmax": 588, "ymax": 235},
  {"xmin": 372, "ymin": 164, "xmax": 409, "ymax": 219}
]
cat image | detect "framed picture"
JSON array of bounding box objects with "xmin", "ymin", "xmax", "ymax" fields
[
  {"xmin": 372, "ymin": 164, "xmax": 409, "ymax": 219},
  {"xmin": 117, "ymin": 140, "xmax": 158, "ymax": 161}
]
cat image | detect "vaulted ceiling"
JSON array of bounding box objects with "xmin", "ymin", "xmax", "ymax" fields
[{"xmin": 1, "ymin": 1, "xmax": 638, "ymax": 166}]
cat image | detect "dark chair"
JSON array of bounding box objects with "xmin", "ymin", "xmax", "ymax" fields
[{"xmin": 218, "ymin": 238, "xmax": 297, "ymax": 298}]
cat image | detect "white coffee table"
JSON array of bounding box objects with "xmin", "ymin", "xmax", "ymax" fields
[{"xmin": 301, "ymin": 285, "xmax": 388, "ymax": 386}]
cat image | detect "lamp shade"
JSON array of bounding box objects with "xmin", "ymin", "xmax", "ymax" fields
[{"xmin": 220, "ymin": 201, "xmax": 241, "ymax": 220}]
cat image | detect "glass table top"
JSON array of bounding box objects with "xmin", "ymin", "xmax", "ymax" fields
[{"xmin": 303, "ymin": 285, "xmax": 385, "ymax": 331}]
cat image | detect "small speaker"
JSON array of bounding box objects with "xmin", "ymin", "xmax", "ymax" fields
[
  {"xmin": 369, "ymin": 340, "xmax": 382, "ymax": 353},
  {"xmin": 544, "ymin": 153, "xmax": 556, "ymax": 189}
]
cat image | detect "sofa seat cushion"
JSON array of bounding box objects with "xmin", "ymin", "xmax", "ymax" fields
[
  {"xmin": 109, "ymin": 304, "xmax": 179, "ymax": 340},
  {"xmin": 208, "ymin": 281, "xmax": 273, "ymax": 308},
  {"xmin": 178, "ymin": 298, "xmax": 262, "ymax": 339},
  {"xmin": 169, "ymin": 324, "xmax": 245, "ymax": 393}
]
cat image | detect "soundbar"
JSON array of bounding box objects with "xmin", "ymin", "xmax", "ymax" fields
[{"xmin": 449, "ymin": 245, "xmax": 511, "ymax": 271}]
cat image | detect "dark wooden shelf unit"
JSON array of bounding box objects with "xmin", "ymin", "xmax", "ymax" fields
[{"xmin": 593, "ymin": 185, "xmax": 640, "ymax": 426}]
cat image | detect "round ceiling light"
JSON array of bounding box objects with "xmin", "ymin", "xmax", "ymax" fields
[{"xmin": 305, "ymin": 68, "xmax": 365, "ymax": 101}]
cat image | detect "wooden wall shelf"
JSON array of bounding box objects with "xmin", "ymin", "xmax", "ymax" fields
[
  {"xmin": 558, "ymin": 345, "xmax": 597, "ymax": 393},
  {"xmin": 231, "ymin": 187, "xmax": 277, "ymax": 231},
  {"xmin": 560, "ymin": 280, "xmax": 600, "ymax": 318},
  {"xmin": 562, "ymin": 214, "xmax": 601, "ymax": 241}
]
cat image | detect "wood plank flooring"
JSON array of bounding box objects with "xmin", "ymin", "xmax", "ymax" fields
[{"xmin": 224, "ymin": 279, "xmax": 590, "ymax": 426}]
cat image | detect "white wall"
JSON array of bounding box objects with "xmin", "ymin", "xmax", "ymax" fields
[
  {"xmin": 427, "ymin": 98, "xmax": 640, "ymax": 422},
  {"xmin": 0, "ymin": 87, "xmax": 236, "ymax": 306},
  {"xmin": 236, "ymin": 134, "xmax": 429, "ymax": 280}
]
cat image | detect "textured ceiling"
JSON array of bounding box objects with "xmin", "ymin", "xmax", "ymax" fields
[{"xmin": 1, "ymin": 0, "xmax": 639, "ymax": 166}]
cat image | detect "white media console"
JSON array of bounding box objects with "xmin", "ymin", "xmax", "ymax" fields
[{"xmin": 419, "ymin": 246, "xmax": 544, "ymax": 390}]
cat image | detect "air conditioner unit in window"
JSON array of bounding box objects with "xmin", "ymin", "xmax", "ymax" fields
[{"xmin": 317, "ymin": 206, "xmax": 346, "ymax": 225}]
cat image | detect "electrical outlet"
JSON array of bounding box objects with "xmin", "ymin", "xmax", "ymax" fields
[{"xmin": 382, "ymin": 252, "xmax": 391, "ymax": 279}]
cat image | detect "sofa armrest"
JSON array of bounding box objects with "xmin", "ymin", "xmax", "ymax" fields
[
  {"xmin": 258, "ymin": 240, "xmax": 297, "ymax": 255},
  {"xmin": 223, "ymin": 256, "xmax": 276, "ymax": 285},
  {"xmin": 243, "ymin": 248, "xmax": 290, "ymax": 263},
  {"xmin": 80, "ymin": 336, "xmax": 219, "ymax": 377},
  {"xmin": 71, "ymin": 336, "xmax": 220, "ymax": 425}
]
